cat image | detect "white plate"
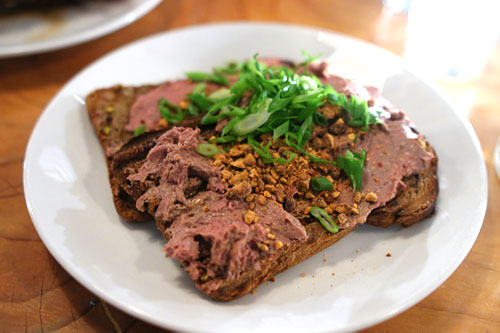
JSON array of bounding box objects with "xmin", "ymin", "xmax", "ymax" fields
[
  {"xmin": 0, "ymin": 0, "xmax": 161, "ymax": 58},
  {"xmin": 24, "ymin": 23, "xmax": 487, "ymax": 332}
]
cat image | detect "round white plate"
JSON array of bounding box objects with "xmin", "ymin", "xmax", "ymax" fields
[
  {"xmin": 24, "ymin": 23, "xmax": 487, "ymax": 333},
  {"xmin": 0, "ymin": 0, "xmax": 161, "ymax": 58}
]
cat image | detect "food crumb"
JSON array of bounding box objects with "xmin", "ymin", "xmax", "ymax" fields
[
  {"xmin": 251, "ymin": 289, "xmax": 258, "ymax": 295},
  {"xmin": 356, "ymin": 248, "xmax": 361, "ymax": 253},
  {"xmin": 312, "ymin": 274, "xmax": 315, "ymax": 278},
  {"xmin": 386, "ymin": 252, "xmax": 392, "ymax": 257},
  {"xmin": 300, "ymin": 273, "xmax": 307, "ymax": 278},
  {"xmin": 331, "ymin": 273, "xmax": 335, "ymax": 276}
]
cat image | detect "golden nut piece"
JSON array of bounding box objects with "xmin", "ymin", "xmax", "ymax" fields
[
  {"xmin": 244, "ymin": 210, "xmax": 256, "ymax": 224},
  {"xmin": 365, "ymin": 192, "xmax": 378, "ymax": 202}
]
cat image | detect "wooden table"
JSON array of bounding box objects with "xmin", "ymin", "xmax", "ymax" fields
[{"xmin": 1, "ymin": 0, "xmax": 499, "ymax": 331}]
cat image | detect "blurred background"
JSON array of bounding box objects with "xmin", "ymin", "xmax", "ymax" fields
[{"xmin": 1, "ymin": 0, "xmax": 499, "ymax": 332}]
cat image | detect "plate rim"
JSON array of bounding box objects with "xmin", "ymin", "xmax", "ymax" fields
[
  {"xmin": 0, "ymin": 0, "xmax": 162, "ymax": 58},
  {"xmin": 23, "ymin": 21, "xmax": 488, "ymax": 332}
]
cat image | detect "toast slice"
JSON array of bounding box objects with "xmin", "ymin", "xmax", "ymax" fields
[
  {"xmin": 107, "ymin": 123, "xmax": 437, "ymax": 300},
  {"xmin": 86, "ymin": 67, "xmax": 438, "ymax": 301}
]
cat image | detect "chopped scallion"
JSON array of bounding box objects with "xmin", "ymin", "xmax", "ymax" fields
[
  {"xmin": 196, "ymin": 143, "xmax": 223, "ymax": 157},
  {"xmin": 273, "ymin": 120, "xmax": 289, "ymax": 140},
  {"xmin": 209, "ymin": 88, "xmax": 232, "ymax": 101},
  {"xmin": 337, "ymin": 149, "xmax": 366, "ymax": 191},
  {"xmin": 311, "ymin": 177, "xmax": 334, "ymax": 191},
  {"xmin": 186, "ymin": 72, "xmax": 229, "ymax": 86},
  {"xmin": 133, "ymin": 125, "xmax": 146, "ymax": 136},
  {"xmin": 158, "ymin": 98, "xmax": 184, "ymax": 124},
  {"xmin": 310, "ymin": 207, "xmax": 339, "ymax": 233}
]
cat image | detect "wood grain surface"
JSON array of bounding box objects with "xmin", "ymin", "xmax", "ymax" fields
[{"xmin": 1, "ymin": 0, "xmax": 499, "ymax": 331}]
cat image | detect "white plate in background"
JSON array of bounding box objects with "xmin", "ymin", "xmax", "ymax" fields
[
  {"xmin": 24, "ymin": 22, "xmax": 487, "ymax": 332},
  {"xmin": 0, "ymin": 0, "xmax": 161, "ymax": 58}
]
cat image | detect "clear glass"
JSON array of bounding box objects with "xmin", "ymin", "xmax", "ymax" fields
[{"xmin": 404, "ymin": 0, "xmax": 500, "ymax": 80}]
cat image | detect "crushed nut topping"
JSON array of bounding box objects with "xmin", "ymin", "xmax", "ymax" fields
[
  {"xmin": 258, "ymin": 243, "xmax": 269, "ymax": 251},
  {"xmin": 244, "ymin": 210, "xmax": 256, "ymax": 224},
  {"xmin": 365, "ymin": 192, "xmax": 378, "ymax": 202}
]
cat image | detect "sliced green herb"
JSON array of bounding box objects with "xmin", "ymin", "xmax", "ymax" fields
[
  {"xmin": 210, "ymin": 135, "xmax": 237, "ymax": 144},
  {"xmin": 232, "ymin": 109, "xmax": 271, "ymax": 136},
  {"xmin": 310, "ymin": 206, "xmax": 338, "ymax": 233},
  {"xmin": 213, "ymin": 62, "xmax": 240, "ymax": 75},
  {"xmin": 337, "ymin": 149, "xmax": 366, "ymax": 191},
  {"xmin": 221, "ymin": 117, "xmax": 241, "ymax": 137},
  {"xmin": 209, "ymin": 88, "xmax": 232, "ymax": 101},
  {"xmin": 273, "ymin": 120, "xmax": 289, "ymax": 140},
  {"xmin": 186, "ymin": 103, "xmax": 199, "ymax": 116},
  {"xmin": 133, "ymin": 125, "xmax": 146, "ymax": 136},
  {"xmin": 187, "ymin": 93, "xmax": 212, "ymax": 111},
  {"xmin": 186, "ymin": 72, "xmax": 229, "ymax": 85},
  {"xmin": 313, "ymin": 111, "xmax": 328, "ymax": 126},
  {"xmin": 297, "ymin": 114, "xmax": 313, "ymax": 147},
  {"xmin": 174, "ymin": 53, "xmax": 375, "ymax": 175},
  {"xmin": 311, "ymin": 177, "xmax": 334, "ymax": 191},
  {"xmin": 191, "ymin": 83, "xmax": 206, "ymax": 95},
  {"xmin": 327, "ymin": 92, "xmax": 381, "ymax": 131},
  {"xmin": 196, "ymin": 143, "xmax": 223, "ymax": 157},
  {"xmin": 158, "ymin": 98, "xmax": 184, "ymax": 124},
  {"xmin": 248, "ymin": 139, "xmax": 296, "ymax": 164},
  {"xmin": 285, "ymin": 133, "xmax": 336, "ymax": 165},
  {"xmin": 296, "ymin": 50, "xmax": 322, "ymax": 73}
]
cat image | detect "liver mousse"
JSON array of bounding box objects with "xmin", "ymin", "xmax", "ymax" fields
[{"xmin": 165, "ymin": 191, "xmax": 307, "ymax": 293}]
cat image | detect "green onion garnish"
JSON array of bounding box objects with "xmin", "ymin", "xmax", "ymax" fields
[
  {"xmin": 310, "ymin": 207, "xmax": 339, "ymax": 233},
  {"xmin": 158, "ymin": 98, "xmax": 184, "ymax": 124},
  {"xmin": 327, "ymin": 92, "xmax": 381, "ymax": 131},
  {"xmin": 208, "ymin": 88, "xmax": 233, "ymax": 101},
  {"xmin": 186, "ymin": 72, "xmax": 229, "ymax": 86},
  {"xmin": 273, "ymin": 120, "xmax": 289, "ymax": 140},
  {"xmin": 337, "ymin": 149, "xmax": 366, "ymax": 191},
  {"xmin": 311, "ymin": 177, "xmax": 334, "ymax": 191},
  {"xmin": 133, "ymin": 124, "xmax": 146, "ymax": 136},
  {"xmin": 159, "ymin": 52, "xmax": 378, "ymax": 180},
  {"xmin": 232, "ymin": 109, "xmax": 271, "ymax": 137},
  {"xmin": 210, "ymin": 136, "xmax": 237, "ymax": 144},
  {"xmin": 187, "ymin": 93, "xmax": 211, "ymax": 111},
  {"xmin": 248, "ymin": 139, "xmax": 296, "ymax": 164},
  {"xmin": 196, "ymin": 143, "xmax": 223, "ymax": 157},
  {"xmin": 186, "ymin": 103, "xmax": 199, "ymax": 116}
]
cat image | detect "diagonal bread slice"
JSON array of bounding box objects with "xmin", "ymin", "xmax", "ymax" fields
[
  {"xmin": 107, "ymin": 124, "xmax": 438, "ymax": 301},
  {"xmin": 86, "ymin": 83, "xmax": 438, "ymax": 301}
]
